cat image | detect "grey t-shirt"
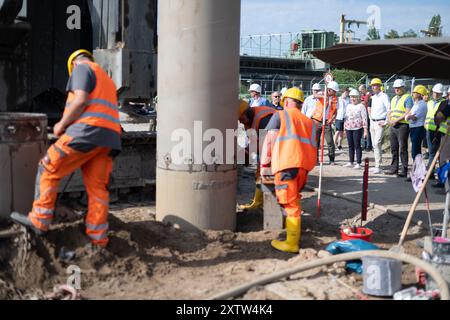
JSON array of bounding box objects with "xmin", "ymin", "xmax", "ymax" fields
[
  {"xmin": 265, "ymin": 112, "xmax": 281, "ymax": 130},
  {"xmin": 66, "ymin": 64, "xmax": 96, "ymax": 93},
  {"xmin": 65, "ymin": 64, "xmax": 122, "ymax": 151}
]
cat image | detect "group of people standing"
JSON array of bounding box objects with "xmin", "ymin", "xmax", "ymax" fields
[
  {"xmin": 245, "ymin": 79, "xmax": 450, "ymax": 184},
  {"xmin": 300, "ymin": 78, "xmax": 450, "ymax": 185},
  {"xmin": 357, "ymin": 78, "xmax": 449, "ymax": 184}
]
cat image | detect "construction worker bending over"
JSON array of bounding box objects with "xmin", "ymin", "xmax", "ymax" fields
[
  {"xmin": 238, "ymin": 100, "xmax": 276, "ymax": 210},
  {"xmin": 263, "ymin": 88, "xmax": 317, "ymax": 253},
  {"xmin": 11, "ymin": 50, "xmax": 121, "ymax": 248}
]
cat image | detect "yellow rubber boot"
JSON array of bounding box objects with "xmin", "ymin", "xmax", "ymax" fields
[
  {"xmin": 271, "ymin": 217, "xmax": 301, "ymax": 253},
  {"xmin": 239, "ymin": 188, "xmax": 263, "ymax": 211}
]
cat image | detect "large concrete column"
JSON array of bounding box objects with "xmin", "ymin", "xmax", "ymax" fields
[{"xmin": 156, "ymin": 0, "xmax": 241, "ymax": 232}]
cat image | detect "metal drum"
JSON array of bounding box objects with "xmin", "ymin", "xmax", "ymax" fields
[{"xmin": 0, "ymin": 113, "xmax": 47, "ymax": 221}]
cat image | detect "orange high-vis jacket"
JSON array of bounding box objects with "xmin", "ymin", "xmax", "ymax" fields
[
  {"xmin": 251, "ymin": 106, "xmax": 276, "ymax": 130},
  {"xmin": 271, "ymin": 107, "xmax": 318, "ymax": 175},
  {"xmin": 311, "ymin": 96, "xmax": 338, "ymax": 123},
  {"xmin": 65, "ymin": 60, "xmax": 121, "ymax": 135}
]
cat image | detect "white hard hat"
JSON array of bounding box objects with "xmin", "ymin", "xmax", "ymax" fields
[
  {"xmin": 312, "ymin": 83, "xmax": 321, "ymax": 91},
  {"xmin": 433, "ymin": 83, "xmax": 444, "ymax": 94},
  {"xmin": 327, "ymin": 81, "xmax": 340, "ymax": 92},
  {"xmin": 448, "ymin": 86, "xmax": 450, "ymax": 94},
  {"xmin": 249, "ymin": 84, "xmax": 262, "ymax": 94},
  {"xmin": 349, "ymin": 89, "xmax": 360, "ymax": 97},
  {"xmin": 280, "ymin": 87, "xmax": 288, "ymax": 95},
  {"xmin": 393, "ymin": 79, "xmax": 406, "ymax": 88}
]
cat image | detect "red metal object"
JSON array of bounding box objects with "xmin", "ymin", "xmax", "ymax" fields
[
  {"xmin": 340, "ymin": 227, "xmax": 373, "ymax": 242},
  {"xmin": 361, "ymin": 158, "xmax": 369, "ymax": 224}
]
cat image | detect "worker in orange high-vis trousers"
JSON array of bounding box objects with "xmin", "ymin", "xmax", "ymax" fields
[
  {"xmin": 238, "ymin": 100, "xmax": 276, "ymax": 211},
  {"xmin": 263, "ymin": 88, "xmax": 317, "ymax": 253},
  {"xmin": 11, "ymin": 49, "xmax": 121, "ymax": 248}
]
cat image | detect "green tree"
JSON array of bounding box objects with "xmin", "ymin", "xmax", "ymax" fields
[
  {"xmin": 331, "ymin": 69, "xmax": 367, "ymax": 88},
  {"xmin": 384, "ymin": 29, "xmax": 400, "ymax": 39},
  {"xmin": 366, "ymin": 27, "xmax": 380, "ymax": 41},
  {"xmin": 402, "ymin": 29, "xmax": 418, "ymax": 38}
]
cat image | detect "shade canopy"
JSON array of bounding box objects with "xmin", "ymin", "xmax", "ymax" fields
[{"xmin": 312, "ymin": 37, "xmax": 450, "ymax": 79}]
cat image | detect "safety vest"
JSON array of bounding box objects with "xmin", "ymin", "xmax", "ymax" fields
[
  {"xmin": 390, "ymin": 94, "xmax": 411, "ymax": 125},
  {"xmin": 251, "ymin": 106, "xmax": 276, "ymax": 130},
  {"xmin": 311, "ymin": 96, "xmax": 337, "ymax": 123},
  {"xmin": 439, "ymin": 118, "xmax": 450, "ymax": 135},
  {"xmin": 425, "ymin": 98, "xmax": 446, "ymax": 131},
  {"xmin": 64, "ymin": 60, "xmax": 121, "ymax": 135},
  {"xmin": 271, "ymin": 107, "xmax": 318, "ymax": 174},
  {"xmin": 438, "ymin": 101, "xmax": 450, "ymax": 135}
]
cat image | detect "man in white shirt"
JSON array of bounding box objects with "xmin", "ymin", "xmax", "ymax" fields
[
  {"xmin": 334, "ymin": 87, "xmax": 350, "ymax": 151},
  {"xmin": 302, "ymin": 83, "xmax": 322, "ymax": 119},
  {"xmin": 249, "ymin": 83, "xmax": 269, "ymax": 107},
  {"xmin": 368, "ymin": 78, "xmax": 390, "ymax": 174}
]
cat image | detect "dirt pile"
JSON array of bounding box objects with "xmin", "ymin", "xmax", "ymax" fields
[
  {"xmin": 0, "ymin": 173, "xmax": 429, "ymax": 300},
  {"xmin": 0, "ymin": 213, "xmax": 177, "ymax": 299}
]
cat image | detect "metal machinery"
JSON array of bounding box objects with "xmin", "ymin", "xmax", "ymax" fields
[{"xmin": 0, "ymin": 0, "xmax": 158, "ymax": 199}]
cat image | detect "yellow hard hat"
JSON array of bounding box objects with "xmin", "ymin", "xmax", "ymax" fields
[
  {"xmin": 370, "ymin": 78, "xmax": 383, "ymax": 86},
  {"xmin": 238, "ymin": 99, "xmax": 249, "ymax": 117},
  {"xmin": 281, "ymin": 87, "xmax": 305, "ymax": 107},
  {"xmin": 413, "ymin": 85, "xmax": 428, "ymax": 97},
  {"xmin": 67, "ymin": 49, "xmax": 93, "ymax": 76}
]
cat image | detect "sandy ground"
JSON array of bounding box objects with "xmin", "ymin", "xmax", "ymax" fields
[{"xmin": 0, "ymin": 147, "xmax": 444, "ymax": 300}]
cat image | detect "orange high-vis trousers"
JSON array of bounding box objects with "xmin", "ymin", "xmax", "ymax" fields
[
  {"xmin": 274, "ymin": 168, "xmax": 308, "ymax": 218},
  {"xmin": 29, "ymin": 134, "xmax": 113, "ymax": 247}
]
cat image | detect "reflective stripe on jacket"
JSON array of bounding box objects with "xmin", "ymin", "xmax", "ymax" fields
[
  {"xmin": 311, "ymin": 96, "xmax": 338, "ymax": 123},
  {"xmin": 390, "ymin": 94, "xmax": 412, "ymax": 124},
  {"xmin": 439, "ymin": 117, "xmax": 450, "ymax": 135},
  {"xmin": 252, "ymin": 106, "xmax": 276, "ymax": 130},
  {"xmin": 271, "ymin": 107, "xmax": 318, "ymax": 174},
  {"xmin": 65, "ymin": 61, "xmax": 121, "ymax": 135},
  {"xmin": 425, "ymin": 99, "xmax": 446, "ymax": 131}
]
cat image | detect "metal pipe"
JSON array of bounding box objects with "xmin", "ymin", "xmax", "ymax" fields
[{"xmin": 156, "ymin": 0, "xmax": 241, "ymax": 232}]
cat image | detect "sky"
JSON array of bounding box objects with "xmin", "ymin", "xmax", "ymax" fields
[{"xmin": 241, "ymin": 0, "xmax": 450, "ymax": 40}]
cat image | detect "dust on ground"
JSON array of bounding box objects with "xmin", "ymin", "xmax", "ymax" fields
[{"xmin": 0, "ymin": 160, "xmax": 433, "ymax": 300}]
